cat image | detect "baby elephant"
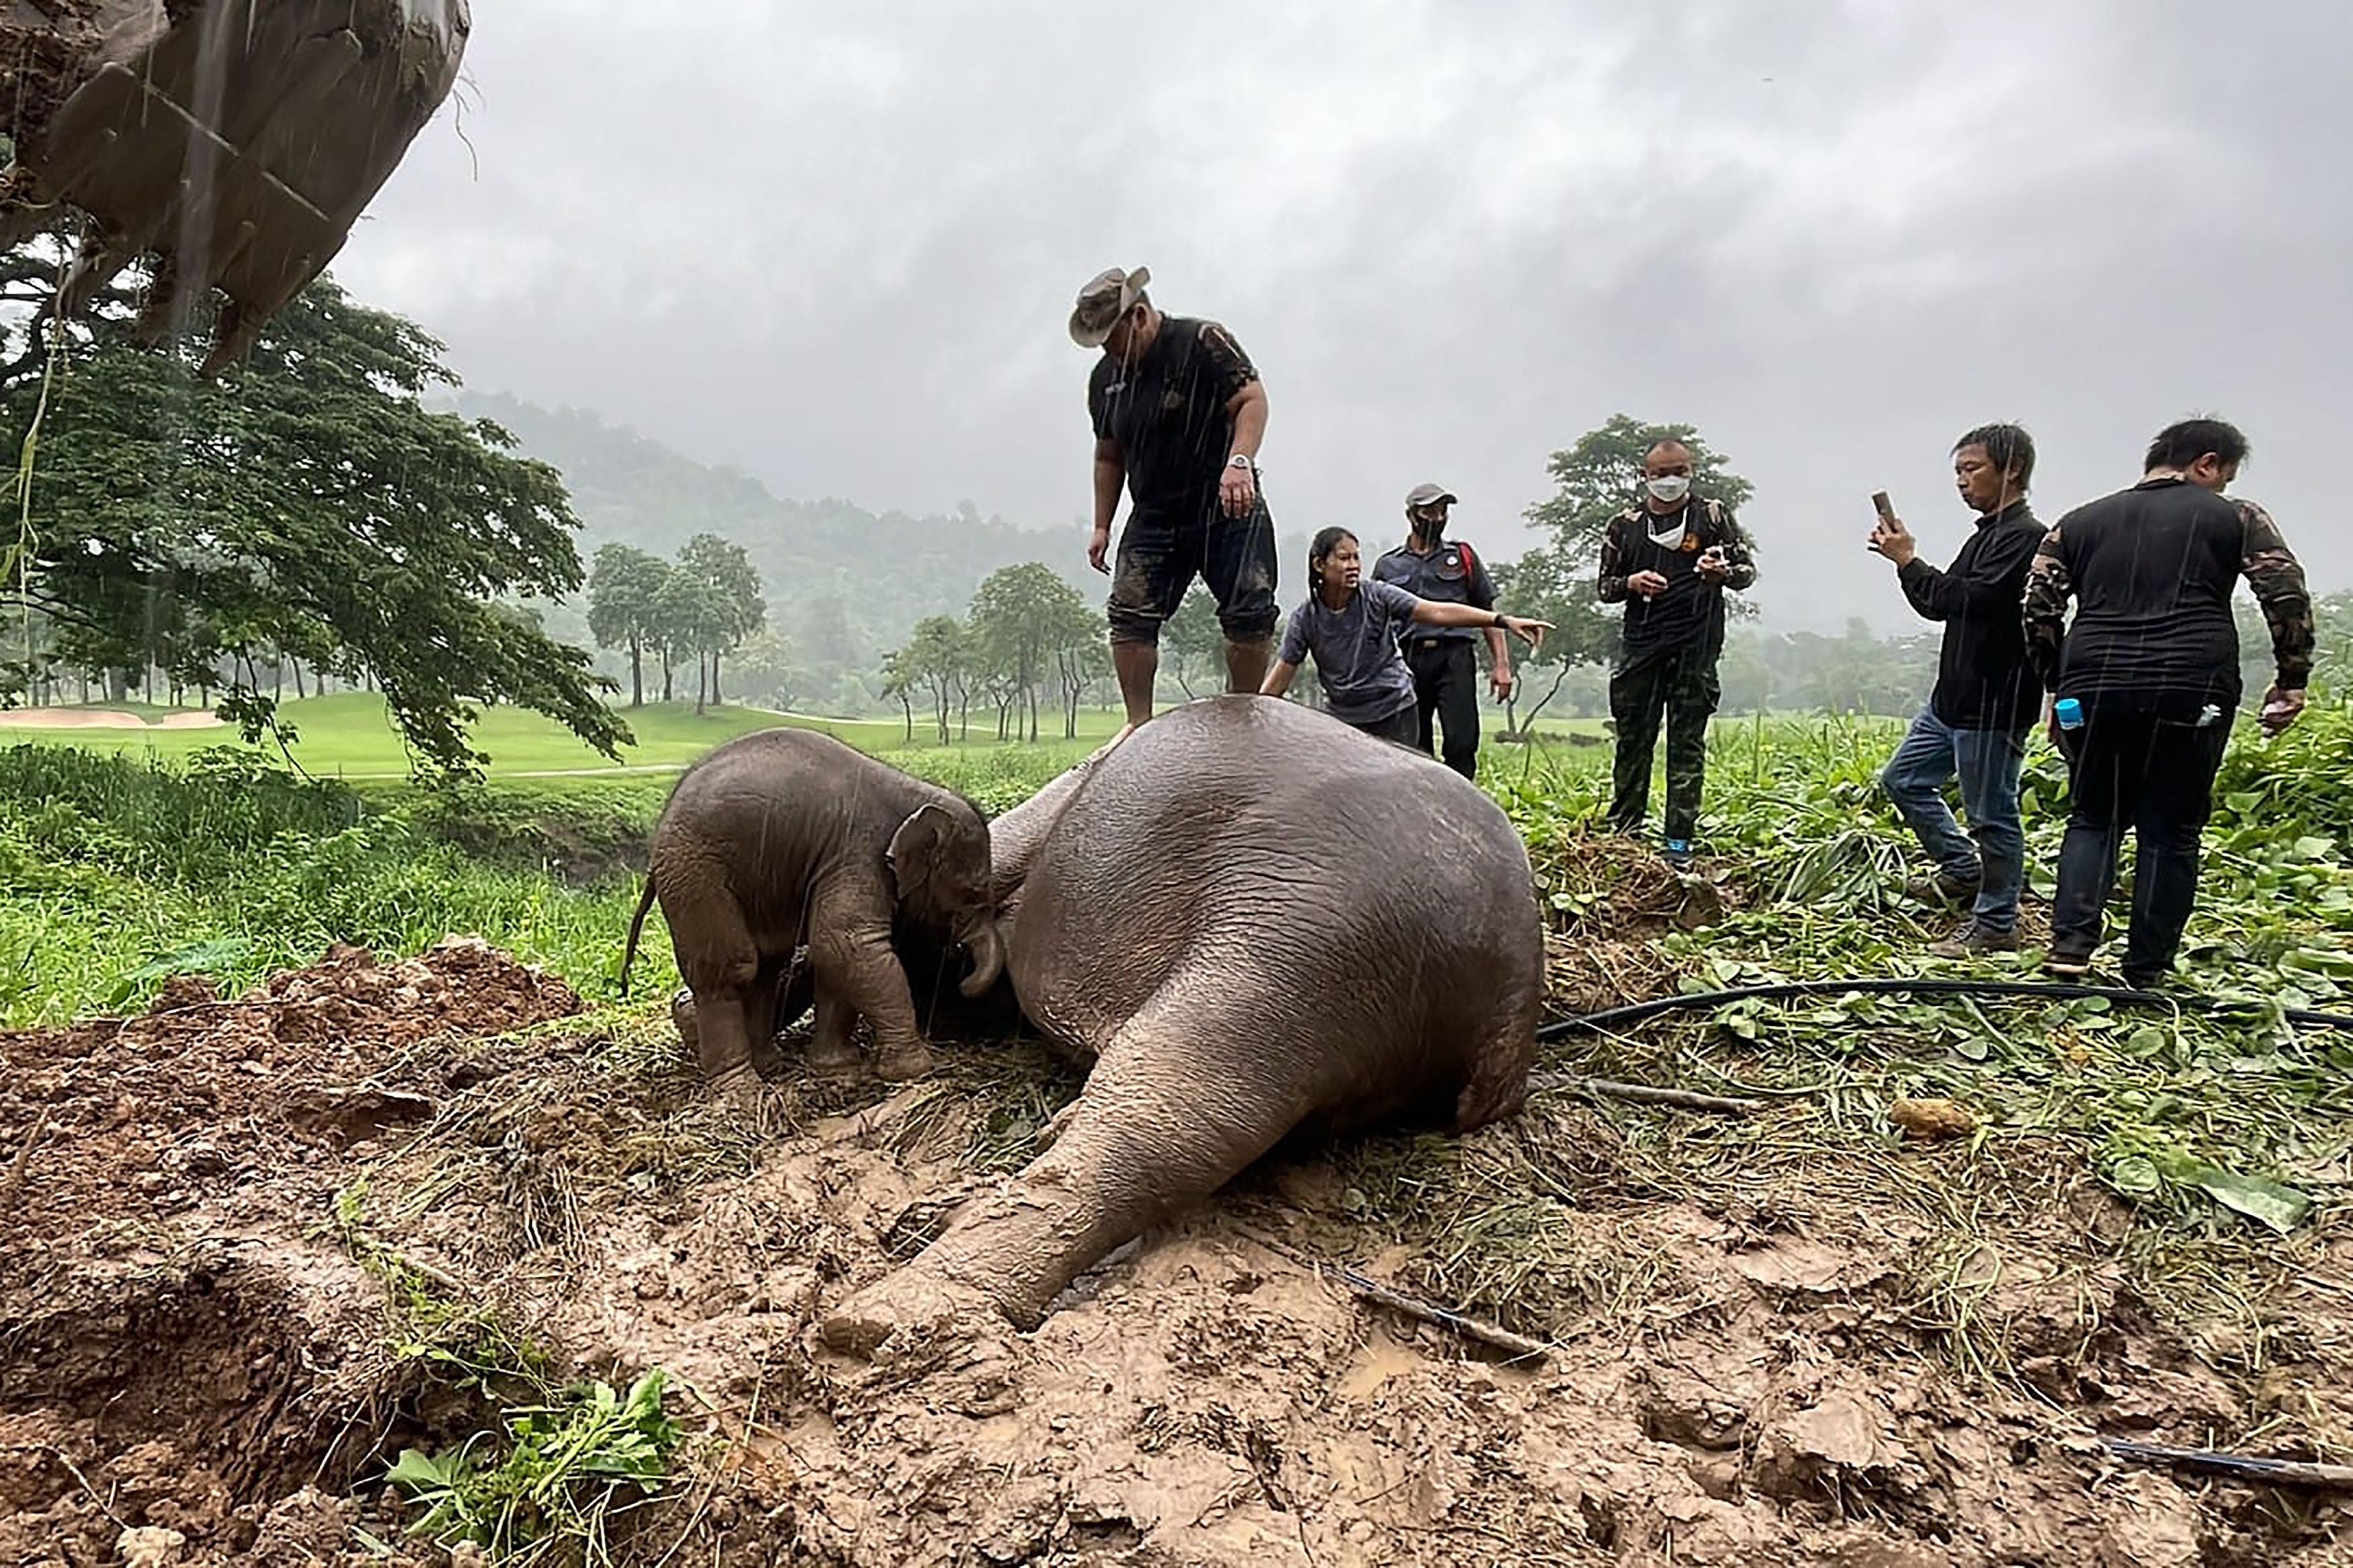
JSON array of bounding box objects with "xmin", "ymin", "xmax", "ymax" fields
[{"xmin": 621, "ymin": 728, "xmax": 1005, "ymax": 1104}]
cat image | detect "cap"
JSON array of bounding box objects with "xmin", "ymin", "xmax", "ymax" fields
[
  {"xmin": 1405, "ymin": 483, "xmax": 1458, "ymax": 510},
  {"xmin": 1069, "ymin": 265, "xmax": 1152, "ymax": 348}
]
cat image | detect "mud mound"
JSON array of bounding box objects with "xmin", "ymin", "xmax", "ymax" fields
[
  {"xmin": 1535, "ymin": 835, "xmax": 1726, "ymax": 1015},
  {"xmin": 0, "ymin": 937, "xmax": 584, "ymax": 1563}
]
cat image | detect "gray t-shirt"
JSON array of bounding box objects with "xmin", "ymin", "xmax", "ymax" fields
[{"xmin": 1278, "ymin": 580, "xmax": 1421, "ymax": 724}]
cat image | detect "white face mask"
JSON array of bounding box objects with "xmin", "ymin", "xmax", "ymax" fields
[{"xmin": 1646, "ymin": 474, "xmax": 1691, "ymax": 505}]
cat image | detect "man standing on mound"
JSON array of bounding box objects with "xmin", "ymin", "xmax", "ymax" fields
[
  {"xmin": 1070, "ymin": 265, "xmax": 1278, "ymax": 733},
  {"xmin": 1597, "ymin": 438, "xmax": 1757, "ymax": 870}
]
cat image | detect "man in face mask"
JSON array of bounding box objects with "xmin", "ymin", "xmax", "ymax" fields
[
  {"xmin": 1369, "ymin": 481, "xmax": 1509, "ymax": 778},
  {"xmin": 1596, "ymin": 438, "xmax": 1759, "ymax": 869}
]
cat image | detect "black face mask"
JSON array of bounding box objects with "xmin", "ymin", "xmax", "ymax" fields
[{"xmin": 1411, "ymin": 509, "xmax": 1447, "ymax": 540}]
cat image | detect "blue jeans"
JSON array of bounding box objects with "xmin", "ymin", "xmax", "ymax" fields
[{"xmin": 1880, "ymin": 708, "xmax": 2028, "ymax": 934}]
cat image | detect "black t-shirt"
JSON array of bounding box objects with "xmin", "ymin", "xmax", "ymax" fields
[
  {"xmin": 2045, "ymin": 477, "xmax": 2252, "ymax": 718},
  {"xmin": 1087, "ymin": 316, "xmax": 1259, "ymax": 520},
  {"xmin": 1610, "ymin": 501, "xmax": 1744, "ymax": 657}
]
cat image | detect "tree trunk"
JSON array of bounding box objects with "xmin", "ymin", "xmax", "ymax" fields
[
  {"xmin": 661, "ymin": 651, "xmax": 674, "ymax": 704},
  {"xmin": 628, "ymin": 637, "xmax": 643, "ymax": 708},
  {"xmin": 695, "ymin": 651, "xmax": 708, "ymax": 715},
  {"xmin": 899, "ymin": 690, "xmax": 914, "ymax": 742},
  {"xmin": 710, "ymin": 649, "xmax": 725, "ymax": 706},
  {"xmin": 291, "ymin": 658, "xmax": 307, "ymax": 700}
]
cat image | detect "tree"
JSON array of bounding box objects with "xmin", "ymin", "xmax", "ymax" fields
[
  {"xmin": 900, "ymin": 616, "xmax": 968, "ymax": 744},
  {"xmin": 586, "ymin": 544, "xmax": 672, "ymax": 708},
  {"xmin": 879, "ymin": 649, "xmax": 916, "ymax": 742},
  {"xmin": 727, "ymin": 626, "xmax": 799, "ymax": 710},
  {"xmin": 675, "ymin": 532, "xmax": 765, "ymax": 704},
  {"xmin": 3, "ymin": 260, "xmax": 629, "ymax": 778},
  {"xmin": 968, "ymin": 563, "xmax": 1087, "ymax": 743}
]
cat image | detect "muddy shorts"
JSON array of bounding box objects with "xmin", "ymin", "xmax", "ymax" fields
[{"xmin": 1107, "ymin": 495, "xmax": 1279, "ymax": 647}]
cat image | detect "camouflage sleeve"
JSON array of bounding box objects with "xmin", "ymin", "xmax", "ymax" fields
[
  {"xmin": 1196, "ymin": 320, "xmax": 1261, "ymax": 405},
  {"xmin": 1714, "ymin": 507, "xmax": 1758, "ymax": 591},
  {"xmin": 2020, "ymin": 525, "xmax": 2071, "ymax": 689},
  {"xmin": 2237, "ymin": 499, "xmax": 2315, "ymax": 690},
  {"xmin": 1596, "ymin": 512, "xmax": 1629, "ymax": 604}
]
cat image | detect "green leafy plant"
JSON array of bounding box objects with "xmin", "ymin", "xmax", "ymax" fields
[{"xmin": 385, "ymin": 1369, "xmax": 684, "ymax": 1562}]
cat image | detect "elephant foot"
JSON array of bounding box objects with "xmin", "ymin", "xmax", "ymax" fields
[
  {"xmin": 822, "ymin": 1265, "xmax": 1003, "ymax": 1357},
  {"xmin": 805, "ymin": 1036, "xmax": 867, "ymax": 1081},
  {"xmin": 749, "ymin": 1032, "xmax": 789, "ymax": 1079},
  {"xmin": 873, "ymin": 1040, "xmax": 938, "ymax": 1083},
  {"xmin": 707, "ymin": 1066, "xmax": 764, "ymax": 1120},
  {"xmin": 669, "ymin": 988, "xmax": 700, "ymax": 1052}
]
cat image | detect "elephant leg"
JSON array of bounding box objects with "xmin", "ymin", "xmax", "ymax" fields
[
  {"xmin": 660, "ymin": 878, "xmax": 765, "ymax": 1114},
  {"xmin": 746, "ymin": 958, "xmax": 789, "ymax": 1079},
  {"xmin": 822, "ymin": 989, "xmax": 1295, "ymax": 1352},
  {"xmin": 809, "ymin": 905, "xmax": 936, "ymax": 1083},
  {"xmin": 804, "ymin": 973, "xmax": 866, "ymax": 1079}
]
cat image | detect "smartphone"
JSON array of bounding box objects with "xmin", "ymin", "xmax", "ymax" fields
[{"xmin": 1871, "ymin": 490, "xmax": 1895, "ymax": 522}]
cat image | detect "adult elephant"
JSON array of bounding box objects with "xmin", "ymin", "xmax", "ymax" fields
[
  {"xmin": 823, "ymin": 694, "xmax": 1543, "ymax": 1352},
  {"xmin": 621, "ymin": 729, "xmax": 1005, "ymax": 1104}
]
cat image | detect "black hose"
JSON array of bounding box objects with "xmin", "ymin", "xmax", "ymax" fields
[{"xmin": 1537, "ymin": 977, "xmax": 2353, "ymax": 1040}]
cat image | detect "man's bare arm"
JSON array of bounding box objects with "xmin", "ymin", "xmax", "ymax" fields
[
  {"xmin": 1092, "ymin": 438, "xmax": 1125, "ymax": 532},
  {"xmin": 1224, "ymin": 382, "xmax": 1267, "ymax": 464}
]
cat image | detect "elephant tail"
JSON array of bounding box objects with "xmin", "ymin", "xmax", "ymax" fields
[{"xmin": 619, "ymin": 872, "xmax": 658, "ymax": 998}]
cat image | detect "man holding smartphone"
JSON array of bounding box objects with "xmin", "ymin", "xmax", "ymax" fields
[
  {"xmin": 1868, "ymin": 423, "xmax": 2046, "ymax": 956},
  {"xmin": 1597, "ymin": 438, "xmax": 1757, "ymax": 869}
]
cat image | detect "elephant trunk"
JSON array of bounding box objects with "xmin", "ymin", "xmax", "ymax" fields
[{"xmin": 957, "ymin": 916, "xmax": 1006, "ymax": 998}]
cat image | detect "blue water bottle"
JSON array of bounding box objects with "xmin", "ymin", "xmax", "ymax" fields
[{"xmin": 2052, "ymin": 697, "xmax": 2083, "ymax": 731}]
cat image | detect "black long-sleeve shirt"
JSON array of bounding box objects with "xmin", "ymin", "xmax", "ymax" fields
[
  {"xmin": 1895, "ymin": 498, "xmax": 2045, "ymax": 731},
  {"xmin": 2022, "ymin": 477, "xmax": 2314, "ymax": 720}
]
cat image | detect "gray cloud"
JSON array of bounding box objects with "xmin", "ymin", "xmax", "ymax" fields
[{"xmin": 334, "ymin": 0, "xmax": 2353, "ymax": 630}]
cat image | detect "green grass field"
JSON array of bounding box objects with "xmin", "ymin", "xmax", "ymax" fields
[{"xmin": 0, "ymin": 691, "xmax": 1609, "ymax": 782}]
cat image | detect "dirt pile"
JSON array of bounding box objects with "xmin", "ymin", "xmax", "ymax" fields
[{"xmin": 1, "ymin": 937, "xmax": 2346, "ymax": 1565}]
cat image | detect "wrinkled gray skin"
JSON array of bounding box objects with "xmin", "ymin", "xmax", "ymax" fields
[
  {"xmin": 621, "ymin": 729, "xmax": 1005, "ymax": 1105},
  {"xmin": 822, "ymin": 694, "xmax": 1543, "ymax": 1352}
]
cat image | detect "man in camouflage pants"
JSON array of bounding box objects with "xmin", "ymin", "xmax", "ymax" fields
[
  {"xmin": 2023, "ymin": 417, "xmax": 2313, "ymax": 988},
  {"xmin": 1597, "ymin": 438, "xmax": 1758, "ymax": 870}
]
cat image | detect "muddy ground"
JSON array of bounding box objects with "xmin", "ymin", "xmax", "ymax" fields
[{"xmin": 3, "ymin": 922, "xmax": 2349, "ymax": 1566}]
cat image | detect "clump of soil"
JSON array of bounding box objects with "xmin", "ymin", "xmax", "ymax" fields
[{"xmin": 1, "ymin": 932, "xmax": 2346, "ymax": 1566}]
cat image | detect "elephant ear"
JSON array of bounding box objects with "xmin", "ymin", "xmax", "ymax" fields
[{"xmin": 885, "ymin": 803, "xmax": 955, "ymax": 905}]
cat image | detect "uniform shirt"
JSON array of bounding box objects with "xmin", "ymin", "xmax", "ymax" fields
[
  {"xmin": 1895, "ymin": 498, "xmax": 2045, "ymax": 732},
  {"xmin": 1086, "ymin": 316, "xmax": 1259, "ymax": 522},
  {"xmin": 1277, "ymin": 581, "xmax": 1422, "ymax": 724},
  {"xmin": 1370, "ymin": 538, "xmax": 1497, "ymax": 646},
  {"xmin": 1595, "ymin": 499, "xmax": 1758, "ymax": 657},
  {"xmin": 2022, "ymin": 477, "xmax": 2313, "ymax": 720}
]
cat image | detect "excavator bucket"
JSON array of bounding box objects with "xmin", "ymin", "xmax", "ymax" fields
[{"xmin": 1, "ymin": 0, "xmax": 468, "ymax": 372}]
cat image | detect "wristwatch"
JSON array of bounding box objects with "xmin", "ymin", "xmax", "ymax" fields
[
  {"xmin": 1226, "ymin": 454, "xmax": 1255, "ymax": 470},
  {"xmin": 1491, "ymin": 611, "xmax": 1507, "ymax": 628}
]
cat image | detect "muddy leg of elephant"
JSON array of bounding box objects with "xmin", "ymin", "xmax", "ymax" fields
[
  {"xmin": 822, "ymin": 1001, "xmax": 1291, "ymax": 1352},
  {"xmin": 745, "ymin": 958, "xmax": 789, "ymax": 1079},
  {"xmin": 660, "ymin": 883, "xmax": 766, "ymax": 1114},
  {"xmin": 809, "ymin": 914, "xmax": 936, "ymax": 1083}
]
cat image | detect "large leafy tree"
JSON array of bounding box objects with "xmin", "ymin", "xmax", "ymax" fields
[
  {"xmin": 586, "ymin": 543, "xmax": 672, "ymax": 708},
  {"xmin": 1, "ymin": 254, "xmax": 629, "ymax": 778},
  {"xmin": 969, "ymin": 563, "xmax": 1089, "ymax": 742},
  {"xmin": 674, "ymin": 532, "xmax": 765, "ymax": 705}
]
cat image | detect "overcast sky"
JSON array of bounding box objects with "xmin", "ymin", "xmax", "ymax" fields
[{"xmin": 333, "ymin": 0, "xmax": 2351, "ymax": 633}]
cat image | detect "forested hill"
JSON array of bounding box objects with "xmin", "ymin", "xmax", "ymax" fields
[{"xmin": 457, "ymin": 391, "xmax": 1098, "ymax": 677}]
